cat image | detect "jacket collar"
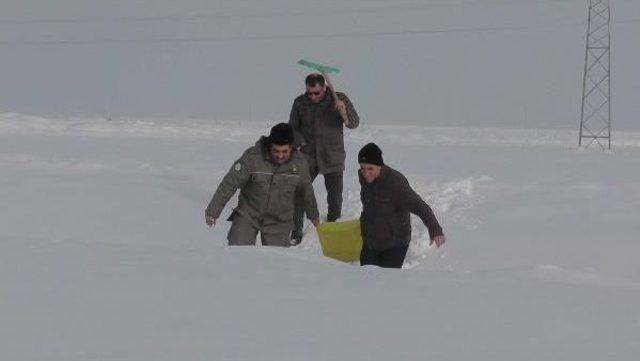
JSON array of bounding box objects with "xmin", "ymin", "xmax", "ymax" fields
[{"xmin": 376, "ymin": 165, "xmax": 390, "ymax": 183}]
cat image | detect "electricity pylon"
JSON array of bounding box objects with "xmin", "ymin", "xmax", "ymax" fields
[{"xmin": 579, "ymin": 0, "xmax": 612, "ymax": 150}]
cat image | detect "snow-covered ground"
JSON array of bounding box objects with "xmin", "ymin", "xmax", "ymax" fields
[{"xmin": 2, "ymin": 113, "xmax": 640, "ymax": 360}]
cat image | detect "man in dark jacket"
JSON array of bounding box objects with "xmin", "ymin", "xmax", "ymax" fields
[
  {"xmin": 205, "ymin": 123, "xmax": 320, "ymax": 247},
  {"xmin": 289, "ymin": 73, "xmax": 360, "ymax": 244},
  {"xmin": 357, "ymin": 143, "xmax": 445, "ymax": 268}
]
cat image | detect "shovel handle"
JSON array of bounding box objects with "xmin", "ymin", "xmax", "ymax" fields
[{"xmin": 322, "ymin": 72, "xmax": 350, "ymax": 127}]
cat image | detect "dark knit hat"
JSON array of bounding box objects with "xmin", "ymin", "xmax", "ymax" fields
[
  {"xmin": 268, "ymin": 123, "xmax": 294, "ymax": 145},
  {"xmin": 358, "ymin": 143, "xmax": 383, "ymax": 166}
]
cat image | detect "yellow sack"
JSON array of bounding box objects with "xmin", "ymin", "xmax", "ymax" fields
[{"xmin": 317, "ymin": 219, "xmax": 363, "ymax": 263}]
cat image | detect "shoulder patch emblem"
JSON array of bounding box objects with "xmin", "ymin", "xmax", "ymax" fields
[{"xmin": 234, "ymin": 163, "xmax": 242, "ymax": 171}]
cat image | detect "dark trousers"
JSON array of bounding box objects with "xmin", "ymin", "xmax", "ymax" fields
[
  {"xmin": 360, "ymin": 245, "xmax": 409, "ymax": 268},
  {"xmin": 292, "ymin": 169, "xmax": 343, "ymax": 237}
]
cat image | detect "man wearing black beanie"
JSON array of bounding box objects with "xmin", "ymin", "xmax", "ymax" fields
[
  {"xmin": 358, "ymin": 142, "xmax": 384, "ymax": 166},
  {"xmin": 205, "ymin": 123, "xmax": 320, "ymax": 247},
  {"xmin": 268, "ymin": 122, "xmax": 295, "ymax": 146},
  {"xmin": 358, "ymin": 142, "xmax": 445, "ymax": 268}
]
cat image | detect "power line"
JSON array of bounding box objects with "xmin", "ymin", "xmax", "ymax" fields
[
  {"xmin": 0, "ymin": 0, "xmax": 590, "ymax": 25},
  {"xmin": 0, "ymin": 22, "xmax": 603, "ymax": 46},
  {"xmin": 0, "ymin": 17, "xmax": 638, "ymax": 47}
]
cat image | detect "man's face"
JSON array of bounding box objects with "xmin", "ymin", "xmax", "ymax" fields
[
  {"xmin": 270, "ymin": 143, "xmax": 292, "ymax": 164},
  {"xmin": 306, "ymin": 83, "xmax": 327, "ymax": 104},
  {"xmin": 359, "ymin": 163, "xmax": 382, "ymax": 183}
]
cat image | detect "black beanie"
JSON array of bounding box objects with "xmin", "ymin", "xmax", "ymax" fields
[
  {"xmin": 358, "ymin": 143, "xmax": 383, "ymax": 166},
  {"xmin": 268, "ymin": 123, "xmax": 294, "ymax": 145}
]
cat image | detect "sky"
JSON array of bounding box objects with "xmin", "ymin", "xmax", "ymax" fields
[{"xmin": 1, "ymin": 0, "xmax": 639, "ymax": 129}]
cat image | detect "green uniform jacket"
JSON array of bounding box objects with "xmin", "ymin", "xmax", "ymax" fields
[
  {"xmin": 359, "ymin": 165, "xmax": 443, "ymax": 251},
  {"xmin": 289, "ymin": 91, "xmax": 359, "ymax": 174},
  {"xmin": 205, "ymin": 137, "xmax": 319, "ymax": 226}
]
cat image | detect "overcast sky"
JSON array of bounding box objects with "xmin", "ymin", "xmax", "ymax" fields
[{"xmin": 1, "ymin": 0, "xmax": 638, "ymax": 129}]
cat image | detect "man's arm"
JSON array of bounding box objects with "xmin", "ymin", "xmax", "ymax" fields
[
  {"xmin": 204, "ymin": 154, "xmax": 251, "ymax": 224},
  {"xmin": 397, "ymin": 176, "xmax": 444, "ymax": 245},
  {"xmin": 336, "ymin": 92, "xmax": 359, "ymax": 129},
  {"xmin": 288, "ymin": 100, "xmax": 307, "ymax": 149},
  {"xmin": 297, "ymin": 161, "xmax": 320, "ymax": 225}
]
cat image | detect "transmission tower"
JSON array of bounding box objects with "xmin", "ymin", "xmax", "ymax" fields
[{"xmin": 579, "ymin": 0, "xmax": 612, "ymax": 149}]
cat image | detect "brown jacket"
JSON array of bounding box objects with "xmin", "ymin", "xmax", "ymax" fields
[
  {"xmin": 206, "ymin": 137, "xmax": 319, "ymax": 226},
  {"xmin": 289, "ymin": 91, "xmax": 359, "ymax": 174},
  {"xmin": 359, "ymin": 165, "xmax": 443, "ymax": 251}
]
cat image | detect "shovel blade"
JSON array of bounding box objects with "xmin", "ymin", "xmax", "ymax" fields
[{"xmin": 297, "ymin": 59, "xmax": 340, "ymax": 74}]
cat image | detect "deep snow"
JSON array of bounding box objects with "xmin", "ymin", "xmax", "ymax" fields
[{"xmin": 1, "ymin": 113, "xmax": 640, "ymax": 360}]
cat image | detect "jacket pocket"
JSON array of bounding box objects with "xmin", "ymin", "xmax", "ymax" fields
[
  {"xmin": 271, "ymin": 175, "xmax": 299, "ymax": 221},
  {"xmin": 251, "ymin": 172, "xmax": 272, "ymax": 185}
]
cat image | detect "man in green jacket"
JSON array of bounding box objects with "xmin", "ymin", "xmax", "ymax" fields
[
  {"xmin": 205, "ymin": 123, "xmax": 320, "ymax": 247},
  {"xmin": 358, "ymin": 143, "xmax": 446, "ymax": 268},
  {"xmin": 289, "ymin": 73, "xmax": 360, "ymax": 244}
]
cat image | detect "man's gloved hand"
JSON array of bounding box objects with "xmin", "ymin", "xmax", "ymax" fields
[
  {"xmin": 205, "ymin": 215, "xmax": 217, "ymax": 227},
  {"xmin": 430, "ymin": 234, "xmax": 446, "ymax": 248},
  {"xmin": 334, "ymin": 99, "xmax": 347, "ymax": 114}
]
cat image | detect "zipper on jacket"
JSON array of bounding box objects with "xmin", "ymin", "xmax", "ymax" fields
[{"xmin": 262, "ymin": 164, "xmax": 280, "ymax": 220}]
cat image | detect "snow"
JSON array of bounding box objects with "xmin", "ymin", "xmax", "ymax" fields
[{"xmin": 2, "ymin": 112, "xmax": 640, "ymax": 360}]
